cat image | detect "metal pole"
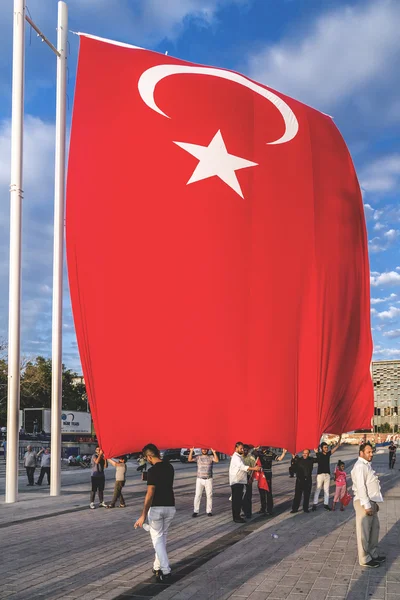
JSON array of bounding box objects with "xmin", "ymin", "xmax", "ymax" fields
[
  {"xmin": 50, "ymin": 1, "xmax": 68, "ymax": 497},
  {"xmin": 5, "ymin": 0, "xmax": 25, "ymax": 504}
]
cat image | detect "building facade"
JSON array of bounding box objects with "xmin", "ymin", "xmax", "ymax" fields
[{"xmin": 372, "ymin": 360, "xmax": 400, "ymax": 432}]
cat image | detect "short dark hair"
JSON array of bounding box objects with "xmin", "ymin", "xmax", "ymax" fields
[
  {"xmin": 359, "ymin": 442, "xmax": 372, "ymax": 454},
  {"xmin": 142, "ymin": 443, "xmax": 160, "ymax": 458},
  {"xmin": 321, "ymin": 442, "xmax": 328, "ymax": 448},
  {"xmin": 337, "ymin": 460, "xmax": 344, "ymax": 467},
  {"xmin": 235, "ymin": 441, "xmax": 244, "ymax": 448}
]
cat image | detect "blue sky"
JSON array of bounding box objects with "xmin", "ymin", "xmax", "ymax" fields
[{"xmin": 0, "ymin": 0, "xmax": 399, "ymax": 372}]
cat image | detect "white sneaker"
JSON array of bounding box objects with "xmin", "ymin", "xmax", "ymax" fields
[
  {"xmin": 99, "ymin": 502, "xmax": 107, "ymax": 508},
  {"xmin": 90, "ymin": 502, "xmax": 95, "ymax": 509}
]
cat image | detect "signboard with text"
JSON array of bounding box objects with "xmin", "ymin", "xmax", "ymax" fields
[{"xmin": 61, "ymin": 411, "xmax": 92, "ymax": 434}]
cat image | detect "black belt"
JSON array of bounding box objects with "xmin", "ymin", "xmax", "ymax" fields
[{"xmin": 199, "ymin": 476, "xmax": 212, "ymax": 480}]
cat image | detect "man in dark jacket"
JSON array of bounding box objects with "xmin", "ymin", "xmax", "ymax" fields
[
  {"xmin": 290, "ymin": 449, "xmax": 317, "ymax": 513},
  {"xmin": 289, "ymin": 454, "xmax": 296, "ymax": 478}
]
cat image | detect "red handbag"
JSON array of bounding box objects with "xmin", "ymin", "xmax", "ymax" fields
[{"xmin": 341, "ymin": 490, "xmax": 352, "ymax": 506}]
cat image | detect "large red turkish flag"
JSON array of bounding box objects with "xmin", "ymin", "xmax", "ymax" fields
[{"xmin": 66, "ymin": 34, "xmax": 373, "ymax": 456}]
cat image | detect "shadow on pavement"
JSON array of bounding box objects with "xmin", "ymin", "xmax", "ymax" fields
[
  {"xmin": 117, "ymin": 454, "xmax": 400, "ymax": 600},
  {"xmin": 4, "ymin": 451, "xmax": 399, "ymax": 600}
]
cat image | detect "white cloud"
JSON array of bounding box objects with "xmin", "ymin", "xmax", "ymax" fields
[
  {"xmin": 371, "ymin": 294, "xmax": 397, "ymax": 305},
  {"xmin": 383, "ymin": 329, "xmax": 400, "ymax": 338},
  {"xmin": 368, "ymin": 224, "xmax": 399, "ymax": 252},
  {"xmin": 384, "ymin": 229, "xmax": 399, "ymax": 242},
  {"xmin": 360, "ymin": 154, "xmax": 400, "ymax": 193},
  {"xmin": 246, "ymin": 0, "xmax": 400, "ymax": 111},
  {"xmin": 377, "ymin": 306, "xmax": 400, "ymax": 320},
  {"xmin": 374, "ymin": 222, "xmax": 385, "ymax": 231},
  {"xmin": 368, "ymin": 237, "xmax": 386, "ymax": 253},
  {"xmin": 383, "ymin": 229, "xmax": 399, "ymax": 242},
  {"xmin": 373, "ymin": 347, "xmax": 400, "ymax": 358},
  {"xmin": 0, "ymin": 116, "xmax": 79, "ymax": 370},
  {"xmin": 363, "ymin": 203, "xmax": 374, "ymax": 218},
  {"xmin": 370, "ymin": 271, "xmax": 400, "ymax": 286}
]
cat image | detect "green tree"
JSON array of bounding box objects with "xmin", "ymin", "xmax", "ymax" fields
[
  {"xmin": 0, "ymin": 349, "xmax": 87, "ymax": 424},
  {"xmin": 21, "ymin": 356, "xmax": 52, "ymax": 409},
  {"xmin": 378, "ymin": 422, "xmax": 392, "ymax": 433},
  {"xmin": 21, "ymin": 356, "xmax": 87, "ymax": 411}
]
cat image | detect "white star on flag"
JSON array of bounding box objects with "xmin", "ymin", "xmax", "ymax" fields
[{"xmin": 174, "ymin": 130, "xmax": 258, "ymax": 199}]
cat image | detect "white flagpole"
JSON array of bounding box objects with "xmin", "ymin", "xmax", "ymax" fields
[
  {"xmin": 50, "ymin": 0, "xmax": 68, "ymax": 497},
  {"xmin": 5, "ymin": 0, "xmax": 26, "ymax": 504}
]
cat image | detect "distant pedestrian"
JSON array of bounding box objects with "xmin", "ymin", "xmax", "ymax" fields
[
  {"xmin": 35, "ymin": 448, "xmax": 51, "ymax": 485},
  {"xmin": 107, "ymin": 456, "xmax": 127, "ymax": 508},
  {"xmin": 229, "ymin": 442, "xmax": 260, "ymax": 523},
  {"xmin": 351, "ymin": 442, "xmax": 385, "ymax": 568},
  {"xmin": 312, "ymin": 436, "xmax": 342, "ymax": 511},
  {"xmin": 24, "ymin": 445, "xmax": 37, "ymax": 486},
  {"xmin": 134, "ymin": 443, "xmax": 176, "ymax": 583},
  {"xmin": 290, "ymin": 449, "xmax": 316, "ymax": 513},
  {"xmin": 388, "ymin": 442, "xmax": 396, "ymax": 469},
  {"xmin": 33, "ymin": 419, "xmax": 39, "ymax": 436},
  {"xmin": 90, "ymin": 447, "xmax": 108, "ymax": 509},
  {"xmin": 1, "ymin": 439, "xmax": 6, "ymax": 461},
  {"xmin": 189, "ymin": 447, "xmax": 219, "ymax": 517},
  {"xmin": 332, "ymin": 460, "xmax": 347, "ymax": 511},
  {"xmin": 242, "ymin": 445, "xmax": 256, "ymax": 518},
  {"xmin": 255, "ymin": 446, "xmax": 287, "ymax": 515},
  {"xmin": 137, "ymin": 453, "xmax": 147, "ymax": 472}
]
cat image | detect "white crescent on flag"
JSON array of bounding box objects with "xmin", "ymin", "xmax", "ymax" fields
[{"xmin": 138, "ymin": 64, "xmax": 299, "ymax": 145}]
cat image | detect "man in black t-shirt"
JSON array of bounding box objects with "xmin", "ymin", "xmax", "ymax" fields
[
  {"xmin": 134, "ymin": 444, "xmax": 175, "ymax": 583},
  {"xmin": 312, "ymin": 436, "xmax": 341, "ymax": 511},
  {"xmin": 290, "ymin": 449, "xmax": 317, "ymax": 513}
]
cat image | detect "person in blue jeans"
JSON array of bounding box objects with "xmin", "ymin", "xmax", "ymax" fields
[{"xmin": 134, "ymin": 443, "xmax": 176, "ymax": 583}]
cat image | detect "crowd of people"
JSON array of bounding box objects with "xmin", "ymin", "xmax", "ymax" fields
[
  {"xmin": 130, "ymin": 440, "xmax": 387, "ymax": 581},
  {"xmin": 19, "ymin": 437, "xmax": 391, "ymax": 582},
  {"xmin": 23, "ymin": 445, "xmax": 51, "ymax": 486}
]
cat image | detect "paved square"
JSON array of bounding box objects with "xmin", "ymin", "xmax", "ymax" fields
[{"xmin": 0, "ymin": 447, "xmax": 399, "ymax": 600}]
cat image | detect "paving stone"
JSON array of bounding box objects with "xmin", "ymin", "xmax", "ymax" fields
[
  {"xmin": 247, "ymin": 592, "xmax": 270, "ymax": 600},
  {"xmin": 367, "ymin": 588, "xmax": 386, "ymax": 600},
  {"xmin": 328, "ymin": 584, "xmax": 350, "ymax": 597},
  {"xmin": 1, "ymin": 448, "xmax": 400, "ymax": 600},
  {"xmin": 307, "ymin": 590, "xmax": 328, "ymax": 600},
  {"xmin": 266, "ymin": 587, "xmax": 293, "ymax": 599},
  {"xmin": 312, "ymin": 577, "xmax": 334, "ymax": 589}
]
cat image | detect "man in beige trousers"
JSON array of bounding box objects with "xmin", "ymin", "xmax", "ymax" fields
[{"xmin": 351, "ymin": 442, "xmax": 385, "ymax": 568}]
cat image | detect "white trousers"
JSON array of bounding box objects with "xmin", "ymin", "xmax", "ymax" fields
[
  {"xmin": 313, "ymin": 473, "xmax": 331, "ymax": 505},
  {"xmin": 194, "ymin": 477, "xmax": 213, "ymax": 513},
  {"xmin": 354, "ymin": 500, "xmax": 380, "ymax": 565},
  {"xmin": 148, "ymin": 506, "xmax": 176, "ymax": 574}
]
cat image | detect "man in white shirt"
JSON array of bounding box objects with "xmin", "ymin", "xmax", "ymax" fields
[
  {"xmin": 229, "ymin": 441, "xmax": 260, "ymax": 523},
  {"xmin": 24, "ymin": 445, "xmax": 37, "ymax": 486},
  {"xmin": 35, "ymin": 447, "xmax": 51, "ymax": 485},
  {"xmin": 188, "ymin": 447, "xmax": 219, "ymax": 517},
  {"xmin": 351, "ymin": 442, "xmax": 385, "ymax": 568}
]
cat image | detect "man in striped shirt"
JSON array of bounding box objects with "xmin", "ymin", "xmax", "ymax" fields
[{"xmin": 189, "ymin": 447, "xmax": 219, "ymax": 517}]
